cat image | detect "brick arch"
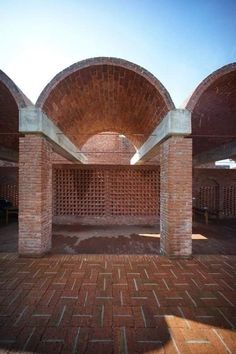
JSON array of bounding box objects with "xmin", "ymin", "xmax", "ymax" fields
[
  {"xmin": 36, "ymin": 57, "xmax": 174, "ymax": 148},
  {"xmin": 200, "ymin": 177, "xmax": 219, "ymax": 187},
  {"xmin": 0, "ymin": 70, "xmax": 32, "ymax": 151},
  {"xmin": 0, "ymin": 70, "xmax": 32, "ymax": 109},
  {"xmin": 81, "ymin": 131, "xmax": 136, "ymax": 164},
  {"xmin": 185, "ymin": 63, "xmax": 236, "ymax": 156}
]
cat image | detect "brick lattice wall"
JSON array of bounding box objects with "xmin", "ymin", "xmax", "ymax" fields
[
  {"xmin": 0, "ymin": 183, "xmax": 18, "ymax": 207},
  {"xmin": 223, "ymin": 185, "xmax": 236, "ymax": 217},
  {"xmin": 193, "ymin": 168, "xmax": 236, "ymax": 217},
  {"xmin": 53, "ymin": 166, "xmax": 160, "ymax": 223},
  {"xmin": 197, "ymin": 185, "xmax": 220, "ymax": 211}
]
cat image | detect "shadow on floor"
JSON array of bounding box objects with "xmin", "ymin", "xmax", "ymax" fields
[
  {"xmin": 52, "ymin": 224, "xmax": 161, "ymax": 255},
  {"xmin": 192, "ymin": 218, "xmax": 236, "ymax": 255},
  {"xmin": 52, "ymin": 220, "xmax": 236, "ymax": 255},
  {"xmin": 0, "ymin": 221, "xmax": 18, "ymax": 252},
  {"xmin": 0, "ymin": 219, "xmax": 236, "ymax": 255}
]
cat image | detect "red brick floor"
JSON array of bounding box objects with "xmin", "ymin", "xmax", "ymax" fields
[{"xmin": 0, "ymin": 253, "xmax": 236, "ymax": 353}]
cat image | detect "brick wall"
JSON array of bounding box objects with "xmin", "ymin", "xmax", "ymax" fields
[
  {"xmin": 193, "ymin": 168, "xmax": 236, "ymax": 217},
  {"xmin": 18, "ymin": 135, "xmax": 52, "ymax": 256},
  {"xmin": 53, "ymin": 165, "xmax": 160, "ymax": 225},
  {"xmin": 79, "ymin": 133, "xmax": 136, "ymax": 165},
  {"xmin": 160, "ymin": 137, "xmax": 192, "ymax": 257}
]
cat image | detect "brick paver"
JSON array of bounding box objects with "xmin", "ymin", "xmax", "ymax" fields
[{"xmin": 0, "ymin": 253, "xmax": 236, "ymax": 353}]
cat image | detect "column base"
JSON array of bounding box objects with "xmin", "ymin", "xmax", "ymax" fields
[
  {"xmin": 160, "ymin": 249, "xmax": 193, "ymax": 259},
  {"xmin": 18, "ymin": 251, "xmax": 51, "ymax": 258}
]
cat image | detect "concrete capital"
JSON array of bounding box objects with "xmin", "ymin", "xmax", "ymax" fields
[
  {"xmin": 19, "ymin": 106, "xmax": 87, "ymax": 163},
  {"xmin": 131, "ymin": 109, "xmax": 191, "ymax": 165}
]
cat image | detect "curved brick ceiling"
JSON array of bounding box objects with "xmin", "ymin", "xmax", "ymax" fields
[
  {"xmin": 0, "ymin": 70, "xmax": 31, "ymax": 152},
  {"xmin": 0, "ymin": 82, "xmax": 18, "ymax": 150},
  {"xmin": 186, "ymin": 63, "xmax": 236, "ymax": 156},
  {"xmin": 37, "ymin": 57, "xmax": 175, "ymax": 148}
]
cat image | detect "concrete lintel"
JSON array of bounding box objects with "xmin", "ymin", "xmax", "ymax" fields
[
  {"xmin": 193, "ymin": 140, "xmax": 236, "ymax": 166},
  {"xmin": 19, "ymin": 106, "xmax": 87, "ymax": 163},
  {"xmin": 130, "ymin": 109, "xmax": 191, "ymax": 165},
  {"xmin": 0, "ymin": 146, "xmax": 18, "ymax": 162}
]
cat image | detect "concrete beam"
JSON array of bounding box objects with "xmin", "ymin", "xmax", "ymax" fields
[
  {"xmin": 130, "ymin": 109, "xmax": 191, "ymax": 165},
  {"xmin": 19, "ymin": 106, "xmax": 87, "ymax": 163},
  {"xmin": 193, "ymin": 140, "xmax": 236, "ymax": 166},
  {"xmin": 0, "ymin": 146, "xmax": 18, "ymax": 162}
]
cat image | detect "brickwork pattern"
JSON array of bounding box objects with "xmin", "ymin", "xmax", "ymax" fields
[
  {"xmin": 0, "ymin": 253, "xmax": 236, "ymax": 353},
  {"xmin": 186, "ymin": 63, "xmax": 236, "ymax": 156},
  {"xmin": 0, "ymin": 81, "xmax": 19, "ymax": 151},
  {"xmin": 80, "ymin": 132, "xmax": 136, "ymax": 165},
  {"xmin": 160, "ymin": 137, "xmax": 192, "ymax": 257},
  {"xmin": 53, "ymin": 166, "xmax": 160, "ymax": 220},
  {"xmin": 37, "ymin": 58, "xmax": 174, "ymax": 149},
  {"xmin": 19, "ymin": 135, "xmax": 52, "ymax": 256},
  {"xmin": 0, "ymin": 70, "xmax": 31, "ymax": 152}
]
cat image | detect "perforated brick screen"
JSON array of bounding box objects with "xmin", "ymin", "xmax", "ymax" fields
[
  {"xmin": 223, "ymin": 185, "xmax": 236, "ymax": 217},
  {"xmin": 53, "ymin": 166, "xmax": 160, "ymax": 218},
  {"xmin": 197, "ymin": 185, "xmax": 219, "ymax": 211},
  {"xmin": 0, "ymin": 183, "xmax": 18, "ymax": 207}
]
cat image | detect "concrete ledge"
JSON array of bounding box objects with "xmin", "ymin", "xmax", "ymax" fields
[
  {"xmin": 19, "ymin": 106, "xmax": 87, "ymax": 164},
  {"xmin": 130, "ymin": 109, "xmax": 191, "ymax": 165}
]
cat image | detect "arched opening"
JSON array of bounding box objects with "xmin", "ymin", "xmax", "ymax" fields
[
  {"xmin": 0, "ymin": 70, "xmax": 31, "ymax": 252},
  {"xmin": 187, "ymin": 63, "xmax": 236, "ymax": 254},
  {"xmin": 35, "ymin": 58, "xmax": 173, "ymax": 254},
  {"xmin": 186, "ymin": 63, "xmax": 236, "ymax": 158}
]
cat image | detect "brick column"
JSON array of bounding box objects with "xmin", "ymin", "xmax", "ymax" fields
[
  {"xmin": 160, "ymin": 136, "xmax": 192, "ymax": 258},
  {"xmin": 19, "ymin": 134, "xmax": 52, "ymax": 256}
]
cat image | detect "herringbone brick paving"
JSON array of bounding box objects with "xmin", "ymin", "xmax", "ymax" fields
[{"xmin": 0, "ymin": 254, "xmax": 236, "ymax": 353}]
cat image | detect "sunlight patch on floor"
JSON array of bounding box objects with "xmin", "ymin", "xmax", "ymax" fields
[
  {"xmin": 192, "ymin": 233, "xmax": 207, "ymax": 240},
  {"xmin": 138, "ymin": 233, "xmax": 208, "ymax": 240},
  {"xmin": 138, "ymin": 233, "xmax": 160, "ymax": 238}
]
